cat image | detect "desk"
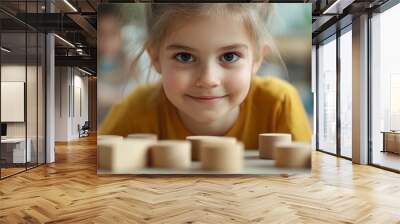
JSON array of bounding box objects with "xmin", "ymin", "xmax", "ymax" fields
[
  {"xmin": 382, "ymin": 131, "xmax": 400, "ymax": 154},
  {"xmin": 1, "ymin": 138, "xmax": 32, "ymax": 163}
]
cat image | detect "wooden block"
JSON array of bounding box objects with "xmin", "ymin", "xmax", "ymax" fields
[
  {"xmin": 200, "ymin": 140, "xmax": 244, "ymax": 172},
  {"xmin": 186, "ymin": 136, "xmax": 236, "ymax": 161},
  {"xmin": 97, "ymin": 138, "xmax": 154, "ymax": 173},
  {"xmin": 127, "ymin": 133, "xmax": 158, "ymax": 141},
  {"xmin": 97, "ymin": 137, "xmax": 123, "ymax": 170},
  {"xmin": 258, "ymin": 133, "xmax": 291, "ymax": 159},
  {"xmin": 150, "ymin": 140, "xmax": 191, "ymax": 169},
  {"xmin": 274, "ymin": 142, "xmax": 311, "ymax": 168}
]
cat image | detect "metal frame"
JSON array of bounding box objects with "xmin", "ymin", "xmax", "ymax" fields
[
  {"xmin": 315, "ymin": 17, "xmax": 353, "ymax": 162},
  {"xmin": 367, "ymin": 0, "xmax": 400, "ymax": 172},
  {"xmin": 0, "ymin": 0, "xmax": 47, "ymax": 180},
  {"xmin": 315, "ymin": 32, "xmax": 340, "ymax": 158},
  {"xmin": 315, "ymin": 0, "xmax": 400, "ymax": 172},
  {"xmin": 336, "ymin": 20, "xmax": 341, "ymax": 157},
  {"xmin": 367, "ymin": 10, "xmax": 373, "ymax": 166}
]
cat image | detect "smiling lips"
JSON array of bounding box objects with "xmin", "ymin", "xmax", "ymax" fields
[{"xmin": 185, "ymin": 94, "xmax": 228, "ymax": 104}]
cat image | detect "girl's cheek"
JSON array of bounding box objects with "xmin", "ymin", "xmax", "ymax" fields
[
  {"xmin": 163, "ymin": 70, "xmax": 193, "ymax": 92},
  {"xmin": 223, "ymin": 66, "xmax": 252, "ymax": 92}
]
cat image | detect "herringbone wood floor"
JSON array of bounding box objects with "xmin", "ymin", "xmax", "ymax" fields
[{"xmin": 1, "ymin": 135, "xmax": 400, "ymax": 223}]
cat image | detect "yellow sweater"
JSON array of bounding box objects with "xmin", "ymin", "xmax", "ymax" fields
[{"xmin": 99, "ymin": 76, "xmax": 312, "ymax": 149}]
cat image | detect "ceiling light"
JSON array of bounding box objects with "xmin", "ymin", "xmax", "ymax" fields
[
  {"xmin": 1, "ymin": 47, "xmax": 11, "ymax": 53},
  {"xmin": 54, "ymin": 34, "xmax": 75, "ymax": 48},
  {"xmin": 63, "ymin": 0, "xmax": 78, "ymax": 12},
  {"xmin": 78, "ymin": 67, "xmax": 93, "ymax": 76},
  {"xmin": 323, "ymin": 0, "xmax": 355, "ymax": 15}
]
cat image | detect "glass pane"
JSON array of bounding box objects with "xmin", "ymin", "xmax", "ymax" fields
[
  {"xmin": 27, "ymin": 31, "xmax": 38, "ymax": 169},
  {"xmin": 317, "ymin": 37, "xmax": 337, "ymax": 154},
  {"xmin": 1, "ymin": 31, "xmax": 27, "ymax": 177},
  {"xmin": 340, "ymin": 29, "xmax": 352, "ymax": 158},
  {"xmin": 26, "ymin": 0, "xmax": 39, "ymax": 169},
  {"xmin": 371, "ymin": 4, "xmax": 400, "ymax": 171},
  {"xmin": 38, "ymin": 32, "xmax": 45, "ymax": 165}
]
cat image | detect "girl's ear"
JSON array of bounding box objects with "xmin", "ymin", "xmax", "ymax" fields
[
  {"xmin": 252, "ymin": 45, "xmax": 268, "ymax": 75},
  {"xmin": 147, "ymin": 47, "xmax": 162, "ymax": 74}
]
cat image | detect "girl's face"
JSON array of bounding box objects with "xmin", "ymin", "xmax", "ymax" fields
[{"xmin": 150, "ymin": 14, "xmax": 263, "ymax": 124}]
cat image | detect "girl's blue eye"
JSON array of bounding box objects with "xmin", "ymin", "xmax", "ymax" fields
[
  {"xmin": 221, "ymin": 52, "xmax": 240, "ymax": 63},
  {"xmin": 175, "ymin": 53, "xmax": 194, "ymax": 63}
]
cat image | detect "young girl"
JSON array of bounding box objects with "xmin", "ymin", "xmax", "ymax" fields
[{"xmin": 99, "ymin": 3, "xmax": 311, "ymax": 149}]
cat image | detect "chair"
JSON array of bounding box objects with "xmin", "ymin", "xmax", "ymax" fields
[{"xmin": 79, "ymin": 121, "xmax": 90, "ymax": 138}]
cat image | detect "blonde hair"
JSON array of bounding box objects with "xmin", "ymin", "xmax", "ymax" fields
[{"xmin": 129, "ymin": 3, "xmax": 287, "ymax": 82}]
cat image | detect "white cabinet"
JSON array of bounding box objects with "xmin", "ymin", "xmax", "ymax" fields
[{"xmin": 1, "ymin": 138, "xmax": 32, "ymax": 163}]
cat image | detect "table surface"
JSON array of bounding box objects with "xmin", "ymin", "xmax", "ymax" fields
[
  {"xmin": 1, "ymin": 138, "xmax": 27, "ymax": 143},
  {"xmin": 97, "ymin": 150, "xmax": 310, "ymax": 175},
  {"xmin": 381, "ymin": 131, "xmax": 400, "ymax": 134}
]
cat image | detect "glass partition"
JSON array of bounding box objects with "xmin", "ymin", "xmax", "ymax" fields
[
  {"xmin": 317, "ymin": 36, "xmax": 337, "ymax": 154},
  {"xmin": 0, "ymin": 1, "xmax": 46, "ymax": 179},
  {"xmin": 371, "ymin": 3, "xmax": 400, "ymax": 171},
  {"xmin": 339, "ymin": 28, "xmax": 352, "ymax": 158},
  {"xmin": 1, "ymin": 30, "xmax": 28, "ymax": 178}
]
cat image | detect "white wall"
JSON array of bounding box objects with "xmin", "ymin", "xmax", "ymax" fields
[
  {"xmin": 55, "ymin": 67, "xmax": 89, "ymax": 141},
  {"xmin": 1, "ymin": 65, "xmax": 37, "ymax": 138},
  {"xmin": 1, "ymin": 64, "xmax": 46, "ymax": 164},
  {"xmin": 55, "ymin": 67, "xmax": 69, "ymax": 141}
]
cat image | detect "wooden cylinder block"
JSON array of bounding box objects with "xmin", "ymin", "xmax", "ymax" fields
[
  {"xmin": 274, "ymin": 142, "xmax": 311, "ymax": 168},
  {"xmin": 186, "ymin": 136, "xmax": 236, "ymax": 161},
  {"xmin": 258, "ymin": 133, "xmax": 291, "ymax": 159},
  {"xmin": 200, "ymin": 140, "xmax": 244, "ymax": 172},
  {"xmin": 150, "ymin": 140, "xmax": 191, "ymax": 169},
  {"xmin": 97, "ymin": 138, "xmax": 154, "ymax": 173},
  {"xmin": 127, "ymin": 133, "xmax": 158, "ymax": 141},
  {"xmin": 97, "ymin": 138, "xmax": 121, "ymax": 171}
]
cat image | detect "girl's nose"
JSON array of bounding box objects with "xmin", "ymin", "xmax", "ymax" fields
[{"xmin": 195, "ymin": 62, "xmax": 221, "ymax": 89}]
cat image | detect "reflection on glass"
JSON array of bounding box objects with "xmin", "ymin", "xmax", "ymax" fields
[
  {"xmin": 27, "ymin": 31, "xmax": 38, "ymax": 169},
  {"xmin": 38, "ymin": 33, "xmax": 46, "ymax": 165},
  {"xmin": 340, "ymin": 29, "xmax": 352, "ymax": 158},
  {"xmin": 1, "ymin": 31, "xmax": 27, "ymax": 177},
  {"xmin": 371, "ymin": 4, "xmax": 400, "ymax": 171},
  {"xmin": 0, "ymin": 1, "xmax": 47, "ymax": 179},
  {"xmin": 318, "ymin": 37, "xmax": 337, "ymax": 154}
]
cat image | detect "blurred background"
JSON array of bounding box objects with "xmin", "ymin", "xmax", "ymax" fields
[{"xmin": 97, "ymin": 3, "xmax": 312, "ymax": 127}]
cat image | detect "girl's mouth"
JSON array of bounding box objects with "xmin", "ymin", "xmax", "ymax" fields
[{"xmin": 185, "ymin": 94, "xmax": 228, "ymax": 104}]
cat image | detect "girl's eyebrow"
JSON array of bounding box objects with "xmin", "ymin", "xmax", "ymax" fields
[
  {"xmin": 219, "ymin": 44, "xmax": 248, "ymax": 51},
  {"xmin": 166, "ymin": 44, "xmax": 248, "ymax": 52},
  {"xmin": 166, "ymin": 44, "xmax": 197, "ymax": 52}
]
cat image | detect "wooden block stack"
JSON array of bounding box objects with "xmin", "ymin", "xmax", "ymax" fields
[
  {"xmin": 97, "ymin": 132, "xmax": 312, "ymax": 173},
  {"xmin": 97, "ymin": 135, "xmax": 155, "ymax": 172},
  {"xmin": 186, "ymin": 136, "xmax": 236, "ymax": 161},
  {"xmin": 274, "ymin": 142, "xmax": 311, "ymax": 168},
  {"xmin": 98, "ymin": 134, "xmax": 244, "ymax": 173},
  {"xmin": 258, "ymin": 133, "xmax": 312, "ymax": 169},
  {"xmin": 200, "ymin": 139, "xmax": 244, "ymax": 172},
  {"xmin": 258, "ymin": 133, "xmax": 291, "ymax": 159}
]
